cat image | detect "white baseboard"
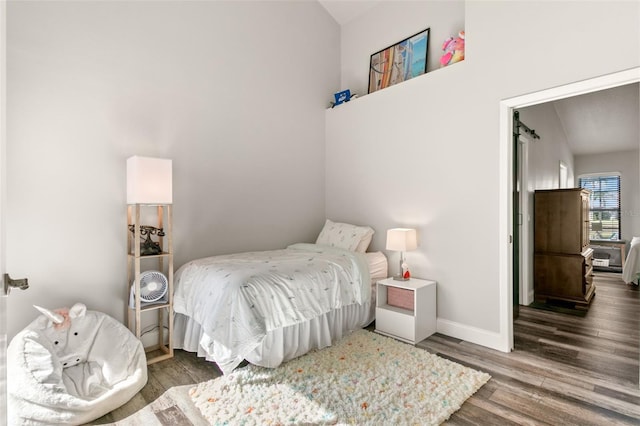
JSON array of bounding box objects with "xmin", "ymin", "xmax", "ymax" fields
[{"xmin": 436, "ymin": 318, "xmax": 508, "ymax": 352}]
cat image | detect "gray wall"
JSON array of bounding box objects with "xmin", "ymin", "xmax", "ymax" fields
[
  {"xmin": 326, "ymin": 1, "xmax": 639, "ymax": 346},
  {"xmin": 6, "ymin": 1, "xmax": 339, "ymax": 338}
]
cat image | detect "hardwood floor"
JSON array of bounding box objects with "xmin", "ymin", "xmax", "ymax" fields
[
  {"xmin": 92, "ymin": 272, "xmax": 639, "ymax": 425},
  {"xmin": 432, "ymin": 272, "xmax": 640, "ymax": 425}
]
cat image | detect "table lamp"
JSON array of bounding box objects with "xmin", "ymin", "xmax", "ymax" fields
[{"xmin": 386, "ymin": 228, "xmax": 418, "ymax": 281}]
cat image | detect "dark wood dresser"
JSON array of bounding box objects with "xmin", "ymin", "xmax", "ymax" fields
[{"xmin": 534, "ymin": 188, "xmax": 595, "ymax": 308}]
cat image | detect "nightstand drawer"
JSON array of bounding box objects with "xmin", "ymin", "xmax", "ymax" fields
[
  {"xmin": 387, "ymin": 287, "xmax": 414, "ymax": 311},
  {"xmin": 376, "ymin": 306, "xmax": 415, "ymax": 341}
]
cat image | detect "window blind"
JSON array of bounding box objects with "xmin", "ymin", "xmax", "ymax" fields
[{"xmin": 578, "ymin": 174, "xmax": 621, "ymax": 240}]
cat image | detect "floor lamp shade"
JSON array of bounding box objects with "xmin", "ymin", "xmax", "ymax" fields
[{"xmin": 127, "ymin": 156, "xmax": 173, "ymax": 204}]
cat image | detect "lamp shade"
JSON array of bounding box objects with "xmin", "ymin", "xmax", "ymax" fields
[
  {"xmin": 386, "ymin": 228, "xmax": 418, "ymax": 251},
  {"xmin": 126, "ymin": 156, "xmax": 172, "ymax": 204}
]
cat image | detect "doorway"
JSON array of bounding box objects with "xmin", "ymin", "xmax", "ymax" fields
[
  {"xmin": 500, "ymin": 67, "xmax": 640, "ymax": 384},
  {"xmin": 499, "ymin": 68, "xmax": 640, "ymax": 350}
]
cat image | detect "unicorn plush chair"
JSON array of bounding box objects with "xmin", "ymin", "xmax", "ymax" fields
[{"xmin": 7, "ymin": 303, "xmax": 147, "ymax": 425}]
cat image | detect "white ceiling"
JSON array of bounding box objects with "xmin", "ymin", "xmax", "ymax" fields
[
  {"xmin": 552, "ymin": 83, "xmax": 639, "ymax": 155},
  {"xmin": 318, "ymin": 1, "xmax": 639, "ymax": 156},
  {"xmin": 318, "ymin": 0, "xmax": 380, "ymax": 25}
]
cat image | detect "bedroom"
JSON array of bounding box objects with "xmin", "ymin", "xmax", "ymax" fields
[{"xmin": 1, "ymin": 0, "xmax": 639, "ymax": 424}]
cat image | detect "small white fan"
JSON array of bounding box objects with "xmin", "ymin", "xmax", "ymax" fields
[{"xmin": 129, "ymin": 271, "xmax": 168, "ymax": 308}]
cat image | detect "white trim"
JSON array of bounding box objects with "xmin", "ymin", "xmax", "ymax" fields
[
  {"xmin": 436, "ymin": 318, "xmax": 505, "ymax": 350},
  {"xmin": 499, "ymin": 67, "xmax": 640, "ymax": 354},
  {"xmin": 502, "ymin": 68, "xmax": 640, "ymax": 108},
  {"xmin": 0, "ymin": 0, "xmax": 7, "ymax": 423},
  {"xmin": 498, "ymin": 101, "xmax": 513, "ymax": 352}
]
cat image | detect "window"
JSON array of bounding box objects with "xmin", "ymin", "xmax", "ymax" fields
[
  {"xmin": 559, "ymin": 161, "xmax": 568, "ymax": 188},
  {"xmin": 578, "ymin": 174, "xmax": 621, "ymax": 240}
]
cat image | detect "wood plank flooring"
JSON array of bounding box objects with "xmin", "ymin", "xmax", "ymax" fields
[
  {"xmin": 91, "ymin": 272, "xmax": 639, "ymax": 425},
  {"xmin": 432, "ymin": 272, "xmax": 640, "ymax": 425}
]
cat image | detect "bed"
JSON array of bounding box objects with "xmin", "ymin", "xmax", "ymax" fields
[
  {"xmin": 172, "ymin": 220, "xmax": 387, "ymax": 374},
  {"xmin": 622, "ymin": 237, "xmax": 640, "ymax": 284}
]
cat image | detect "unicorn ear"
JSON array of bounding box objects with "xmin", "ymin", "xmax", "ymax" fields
[
  {"xmin": 34, "ymin": 305, "xmax": 64, "ymax": 324},
  {"xmin": 69, "ymin": 303, "xmax": 86, "ymax": 319}
]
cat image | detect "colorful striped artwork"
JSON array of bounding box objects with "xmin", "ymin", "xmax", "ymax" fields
[{"xmin": 369, "ymin": 28, "xmax": 430, "ymax": 94}]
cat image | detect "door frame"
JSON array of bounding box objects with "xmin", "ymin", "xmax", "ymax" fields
[
  {"xmin": 512, "ymin": 117, "xmax": 535, "ymax": 317},
  {"xmin": 499, "ymin": 67, "xmax": 640, "ymax": 352},
  {"xmin": 1, "ymin": 0, "xmax": 7, "ymax": 423}
]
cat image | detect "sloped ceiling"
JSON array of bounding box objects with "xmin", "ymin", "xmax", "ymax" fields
[
  {"xmin": 318, "ymin": 0, "xmax": 380, "ymax": 25},
  {"xmin": 553, "ymin": 83, "xmax": 639, "ymax": 155}
]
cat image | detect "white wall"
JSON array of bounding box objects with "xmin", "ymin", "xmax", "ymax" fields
[
  {"xmin": 6, "ymin": 1, "xmax": 339, "ymax": 339},
  {"xmin": 519, "ymin": 103, "xmax": 575, "ymax": 192},
  {"xmin": 326, "ymin": 1, "xmax": 639, "ymax": 347},
  {"xmin": 575, "ymin": 150, "xmax": 640, "ymax": 241}
]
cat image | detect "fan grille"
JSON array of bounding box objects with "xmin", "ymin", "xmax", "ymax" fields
[{"xmin": 137, "ymin": 271, "xmax": 168, "ymax": 302}]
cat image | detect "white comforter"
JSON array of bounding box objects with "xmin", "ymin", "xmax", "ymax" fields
[{"xmin": 173, "ymin": 243, "xmax": 370, "ymax": 374}]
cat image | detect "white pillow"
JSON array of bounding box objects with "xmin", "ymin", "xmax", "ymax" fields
[
  {"xmin": 316, "ymin": 219, "xmax": 375, "ymax": 252},
  {"xmin": 355, "ymin": 229, "xmax": 375, "ymax": 253}
]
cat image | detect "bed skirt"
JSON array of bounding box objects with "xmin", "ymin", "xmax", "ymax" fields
[{"xmin": 173, "ymin": 300, "xmax": 374, "ymax": 370}]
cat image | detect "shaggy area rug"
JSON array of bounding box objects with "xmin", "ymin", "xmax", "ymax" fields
[{"xmin": 189, "ymin": 329, "xmax": 490, "ymax": 425}]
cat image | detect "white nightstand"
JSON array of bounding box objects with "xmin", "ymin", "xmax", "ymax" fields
[{"xmin": 375, "ymin": 277, "xmax": 436, "ymax": 344}]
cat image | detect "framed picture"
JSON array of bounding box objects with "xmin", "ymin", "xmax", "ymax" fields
[{"xmin": 368, "ymin": 28, "xmax": 430, "ymax": 94}]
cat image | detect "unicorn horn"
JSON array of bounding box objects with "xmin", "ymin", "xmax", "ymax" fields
[{"xmin": 33, "ymin": 305, "xmax": 64, "ymax": 324}]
